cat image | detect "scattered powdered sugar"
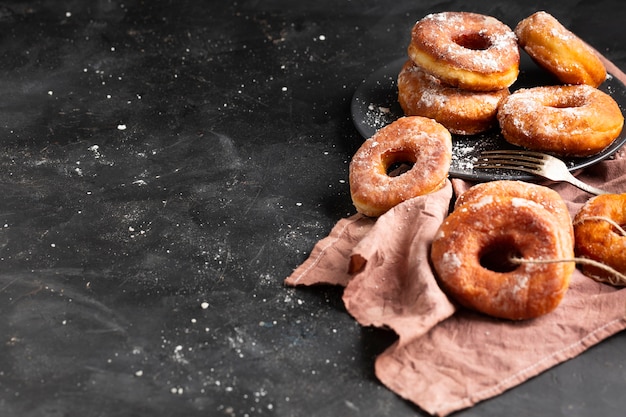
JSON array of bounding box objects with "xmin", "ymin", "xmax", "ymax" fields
[
  {"xmin": 511, "ymin": 197, "xmax": 544, "ymax": 210},
  {"xmin": 451, "ymin": 142, "xmax": 478, "ymax": 172},
  {"xmin": 548, "ymin": 26, "xmax": 574, "ymax": 42},
  {"xmin": 511, "ymin": 274, "xmax": 530, "ymax": 293},
  {"xmin": 360, "ymin": 101, "xmax": 395, "ymax": 132},
  {"xmin": 441, "ymin": 251, "xmax": 462, "ymax": 273},
  {"xmin": 470, "ymin": 195, "xmax": 494, "ymax": 210}
]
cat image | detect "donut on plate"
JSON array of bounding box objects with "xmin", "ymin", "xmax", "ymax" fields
[
  {"xmin": 407, "ymin": 11, "xmax": 520, "ymax": 91},
  {"xmin": 397, "ymin": 60, "xmax": 510, "ymax": 135},
  {"xmin": 515, "ymin": 11, "xmax": 607, "ymax": 87},
  {"xmin": 431, "ymin": 189, "xmax": 574, "ymax": 320},
  {"xmin": 349, "ymin": 116, "xmax": 452, "ymax": 217},
  {"xmin": 574, "ymin": 193, "xmax": 626, "ymax": 285},
  {"xmin": 497, "ymin": 84, "xmax": 624, "ymax": 157}
]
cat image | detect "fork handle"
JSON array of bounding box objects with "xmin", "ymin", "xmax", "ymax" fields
[{"xmin": 567, "ymin": 176, "xmax": 609, "ymax": 195}]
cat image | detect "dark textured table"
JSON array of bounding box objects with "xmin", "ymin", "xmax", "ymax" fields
[{"xmin": 0, "ymin": 1, "xmax": 625, "ymax": 416}]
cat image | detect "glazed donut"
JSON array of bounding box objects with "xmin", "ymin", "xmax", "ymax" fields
[
  {"xmin": 515, "ymin": 11, "xmax": 606, "ymax": 87},
  {"xmin": 497, "ymin": 84, "xmax": 624, "ymax": 157},
  {"xmin": 574, "ymin": 194, "xmax": 626, "ymax": 284},
  {"xmin": 349, "ymin": 116, "xmax": 452, "ymax": 217},
  {"xmin": 397, "ymin": 60, "xmax": 510, "ymax": 135},
  {"xmin": 407, "ymin": 11, "xmax": 520, "ymax": 91},
  {"xmin": 431, "ymin": 194, "xmax": 574, "ymax": 320},
  {"xmin": 455, "ymin": 180, "xmax": 574, "ymax": 251}
]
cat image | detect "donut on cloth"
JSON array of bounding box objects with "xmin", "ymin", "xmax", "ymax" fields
[
  {"xmin": 349, "ymin": 116, "xmax": 452, "ymax": 217},
  {"xmin": 431, "ymin": 181, "xmax": 574, "ymax": 320},
  {"xmin": 574, "ymin": 193, "xmax": 626, "ymax": 285}
]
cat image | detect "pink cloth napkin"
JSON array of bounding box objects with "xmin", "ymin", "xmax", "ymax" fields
[{"xmin": 285, "ymin": 53, "xmax": 626, "ymax": 416}]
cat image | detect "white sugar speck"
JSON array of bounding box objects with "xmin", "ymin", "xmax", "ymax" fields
[{"xmin": 117, "ymin": 124, "xmax": 127, "ymax": 130}]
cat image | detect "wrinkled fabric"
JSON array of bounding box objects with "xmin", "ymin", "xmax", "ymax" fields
[{"xmin": 284, "ymin": 56, "xmax": 626, "ymax": 416}]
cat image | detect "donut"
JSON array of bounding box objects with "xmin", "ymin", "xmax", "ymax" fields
[
  {"xmin": 497, "ymin": 84, "xmax": 624, "ymax": 157},
  {"xmin": 397, "ymin": 60, "xmax": 510, "ymax": 135},
  {"xmin": 407, "ymin": 11, "xmax": 520, "ymax": 91},
  {"xmin": 431, "ymin": 193, "xmax": 574, "ymax": 320},
  {"xmin": 349, "ymin": 116, "xmax": 452, "ymax": 217},
  {"xmin": 515, "ymin": 11, "xmax": 606, "ymax": 87},
  {"xmin": 455, "ymin": 180, "xmax": 574, "ymax": 251},
  {"xmin": 573, "ymin": 194, "xmax": 626, "ymax": 284}
]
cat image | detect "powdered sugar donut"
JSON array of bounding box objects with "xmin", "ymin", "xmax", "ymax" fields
[
  {"xmin": 408, "ymin": 11, "xmax": 520, "ymax": 91},
  {"xmin": 454, "ymin": 180, "xmax": 574, "ymax": 249},
  {"xmin": 397, "ymin": 60, "xmax": 510, "ymax": 135},
  {"xmin": 349, "ymin": 116, "xmax": 452, "ymax": 217},
  {"xmin": 431, "ymin": 193, "xmax": 573, "ymax": 320},
  {"xmin": 497, "ymin": 84, "xmax": 624, "ymax": 157}
]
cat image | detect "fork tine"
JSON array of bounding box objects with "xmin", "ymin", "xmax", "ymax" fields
[
  {"xmin": 481, "ymin": 149, "xmax": 547, "ymax": 159},
  {"xmin": 475, "ymin": 159, "xmax": 542, "ymax": 173},
  {"xmin": 477, "ymin": 155, "xmax": 543, "ymax": 167},
  {"xmin": 476, "ymin": 149, "xmax": 610, "ymax": 195},
  {"xmin": 475, "ymin": 164, "xmax": 540, "ymax": 176},
  {"xmin": 477, "ymin": 149, "xmax": 544, "ymax": 169}
]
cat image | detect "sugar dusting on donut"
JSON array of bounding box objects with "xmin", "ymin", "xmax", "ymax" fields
[
  {"xmin": 408, "ymin": 11, "xmax": 520, "ymax": 91},
  {"xmin": 440, "ymin": 251, "xmax": 462, "ymax": 275},
  {"xmin": 349, "ymin": 116, "xmax": 452, "ymax": 217},
  {"xmin": 421, "ymin": 12, "xmax": 517, "ymax": 72},
  {"xmin": 397, "ymin": 60, "xmax": 509, "ymax": 135},
  {"xmin": 431, "ymin": 187, "xmax": 574, "ymax": 320},
  {"xmin": 497, "ymin": 84, "xmax": 624, "ymax": 156}
]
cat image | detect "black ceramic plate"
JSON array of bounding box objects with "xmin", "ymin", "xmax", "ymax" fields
[{"xmin": 351, "ymin": 54, "xmax": 626, "ymax": 181}]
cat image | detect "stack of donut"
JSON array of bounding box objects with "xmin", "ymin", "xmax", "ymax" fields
[
  {"xmin": 400, "ymin": 11, "xmax": 624, "ymax": 157},
  {"xmin": 431, "ymin": 180, "xmax": 575, "ymax": 320},
  {"xmin": 399, "ymin": 11, "xmax": 519, "ymax": 135}
]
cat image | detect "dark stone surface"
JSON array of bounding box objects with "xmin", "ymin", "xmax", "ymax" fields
[{"xmin": 0, "ymin": 1, "xmax": 624, "ymax": 416}]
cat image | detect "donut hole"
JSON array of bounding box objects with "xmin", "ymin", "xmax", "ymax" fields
[
  {"xmin": 479, "ymin": 237, "xmax": 522, "ymax": 273},
  {"xmin": 453, "ymin": 32, "xmax": 492, "ymax": 51},
  {"xmin": 382, "ymin": 150, "xmax": 416, "ymax": 177}
]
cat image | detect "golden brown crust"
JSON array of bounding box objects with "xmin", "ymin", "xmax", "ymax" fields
[
  {"xmin": 574, "ymin": 194, "xmax": 626, "ymax": 281},
  {"xmin": 349, "ymin": 116, "xmax": 452, "ymax": 217},
  {"xmin": 497, "ymin": 85, "xmax": 624, "ymax": 157},
  {"xmin": 408, "ymin": 11, "xmax": 519, "ymax": 91},
  {"xmin": 397, "ymin": 60, "xmax": 510, "ymax": 135},
  {"xmin": 515, "ymin": 11, "xmax": 607, "ymax": 87},
  {"xmin": 431, "ymin": 193, "xmax": 573, "ymax": 320},
  {"xmin": 455, "ymin": 180, "xmax": 574, "ymax": 250}
]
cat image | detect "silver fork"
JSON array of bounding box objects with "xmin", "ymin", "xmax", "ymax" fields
[{"xmin": 476, "ymin": 149, "xmax": 609, "ymax": 195}]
